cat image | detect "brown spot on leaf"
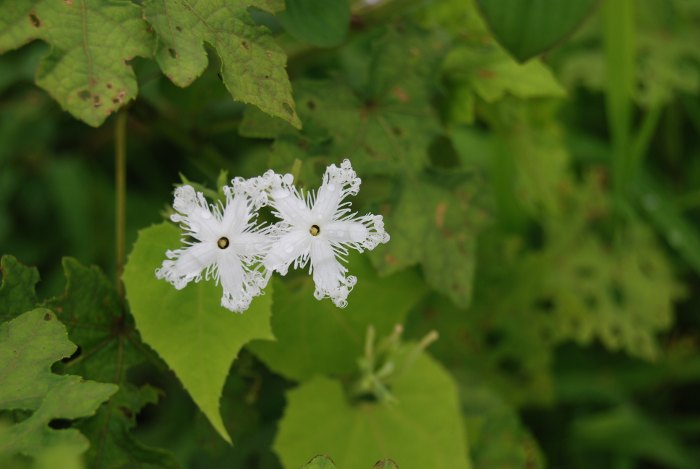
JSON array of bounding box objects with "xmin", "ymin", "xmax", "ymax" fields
[
  {"xmin": 78, "ymin": 90, "xmax": 91, "ymax": 100},
  {"xmin": 106, "ymin": 83, "xmax": 112, "ymax": 89},
  {"xmin": 29, "ymin": 13, "xmax": 41, "ymax": 27},
  {"xmin": 175, "ymin": 25, "xmax": 182, "ymax": 32},
  {"xmin": 112, "ymin": 90, "xmax": 126, "ymax": 105},
  {"xmin": 65, "ymin": 0, "xmax": 73, "ymax": 5},
  {"xmin": 306, "ymin": 100, "xmax": 316, "ymax": 110},
  {"xmin": 391, "ymin": 86, "xmax": 409, "ymax": 103},
  {"xmin": 434, "ymin": 202, "xmax": 447, "ymax": 229},
  {"xmin": 44, "ymin": 312, "xmax": 52, "ymax": 321},
  {"xmin": 168, "ymin": 47, "xmax": 178, "ymax": 59},
  {"xmin": 241, "ymin": 40, "xmax": 249, "ymax": 50},
  {"xmin": 93, "ymin": 95, "xmax": 102, "ymax": 108},
  {"xmin": 282, "ymin": 102, "xmax": 294, "ymax": 115},
  {"xmin": 384, "ymin": 253, "xmax": 398, "ymax": 266},
  {"xmin": 478, "ymin": 69, "xmax": 495, "ymax": 79}
]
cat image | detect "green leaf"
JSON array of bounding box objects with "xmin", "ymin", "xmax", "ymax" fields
[
  {"xmin": 142, "ymin": 0, "xmax": 300, "ymax": 128},
  {"xmin": 0, "ymin": 255, "xmax": 39, "ymax": 320},
  {"xmin": 476, "ymin": 0, "xmax": 599, "ymax": 61},
  {"xmin": 405, "ymin": 290, "xmax": 554, "ymax": 405},
  {"xmin": 0, "ymin": 308, "xmax": 117, "ymax": 462},
  {"xmin": 46, "ymin": 258, "xmax": 180, "ymax": 468},
  {"xmin": 244, "ymin": 29, "xmax": 447, "ymax": 176},
  {"xmin": 123, "ymin": 222, "xmax": 275, "ymax": 444},
  {"xmin": 572, "ymin": 406, "xmax": 694, "ymax": 468},
  {"xmin": 278, "ymin": 0, "xmax": 350, "ymax": 48},
  {"xmin": 456, "ymin": 372, "xmax": 544, "ymax": 469},
  {"xmin": 635, "ymin": 168, "xmax": 700, "ymax": 277},
  {"xmin": 274, "ymin": 347, "xmax": 471, "ymax": 469},
  {"xmin": 443, "ymin": 44, "xmax": 566, "ymax": 103},
  {"xmin": 531, "ymin": 177, "xmax": 682, "ymax": 360},
  {"xmin": 1, "ymin": 257, "xmax": 178, "ymax": 468},
  {"xmin": 0, "ymin": 0, "xmax": 153, "ymax": 127},
  {"xmin": 371, "ymin": 176, "xmax": 489, "ymax": 309},
  {"xmin": 249, "ymin": 255, "xmax": 427, "ymax": 381}
]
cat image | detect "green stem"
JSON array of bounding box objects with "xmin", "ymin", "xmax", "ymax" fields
[
  {"xmin": 603, "ymin": 0, "xmax": 636, "ymax": 199},
  {"xmin": 115, "ymin": 112, "xmax": 127, "ymax": 298}
]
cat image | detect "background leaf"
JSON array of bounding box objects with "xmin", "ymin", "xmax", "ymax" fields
[
  {"xmin": 0, "ymin": 0, "xmax": 153, "ymax": 126},
  {"xmin": 123, "ymin": 222, "xmax": 275, "ymax": 444},
  {"xmin": 278, "ymin": 0, "xmax": 350, "ymax": 48},
  {"xmin": 476, "ymin": 0, "xmax": 599, "ymax": 61},
  {"xmin": 0, "ymin": 255, "xmax": 180, "ymax": 468},
  {"xmin": 0, "ymin": 308, "xmax": 117, "ymax": 463},
  {"xmin": 274, "ymin": 347, "xmax": 471, "ymax": 469},
  {"xmin": 143, "ymin": 0, "xmax": 300, "ymax": 128},
  {"xmin": 249, "ymin": 256, "xmax": 428, "ymax": 381}
]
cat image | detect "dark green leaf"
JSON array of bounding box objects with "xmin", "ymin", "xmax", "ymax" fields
[
  {"xmin": 143, "ymin": 0, "xmax": 300, "ymax": 128},
  {"xmin": 0, "ymin": 309, "xmax": 117, "ymax": 463},
  {"xmin": 278, "ymin": 0, "xmax": 350, "ymax": 48},
  {"xmin": 0, "ymin": 255, "xmax": 39, "ymax": 320},
  {"xmin": 476, "ymin": 0, "xmax": 599, "ymax": 61},
  {"xmin": 0, "ymin": 0, "xmax": 153, "ymax": 126}
]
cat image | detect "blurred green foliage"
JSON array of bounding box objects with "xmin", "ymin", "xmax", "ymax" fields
[{"xmin": 1, "ymin": 0, "xmax": 700, "ymax": 468}]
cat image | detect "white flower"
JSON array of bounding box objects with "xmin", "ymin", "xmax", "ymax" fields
[
  {"xmin": 155, "ymin": 180, "xmax": 272, "ymax": 313},
  {"xmin": 262, "ymin": 159, "xmax": 390, "ymax": 307}
]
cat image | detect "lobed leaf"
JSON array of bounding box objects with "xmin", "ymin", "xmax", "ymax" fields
[
  {"xmin": 0, "ymin": 255, "xmax": 180, "ymax": 468},
  {"xmin": 278, "ymin": 0, "xmax": 350, "ymax": 48},
  {"xmin": 0, "ymin": 0, "xmax": 153, "ymax": 127},
  {"xmin": 123, "ymin": 222, "xmax": 275, "ymax": 444},
  {"xmin": 274, "ymin": 346, "xmax": 471, "ymax": 469},
  {"xmin": 371, "ymin": 177, "xmax": 489, "ymax": 309},
  {"xmin": 0, "ymin": 255, "xmax": 39, "ymax": 320},
  {"xmin": 0, "ymin": 308, "xmax": 117, "ymax": 463},
  {"xmin": 143, "ymin": 0, "xmax": 300, "ymax": 128}
]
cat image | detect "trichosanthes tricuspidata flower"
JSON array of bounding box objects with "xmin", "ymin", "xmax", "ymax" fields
[
  {"xmin": 262, "ymin": 159, "xmax": 390, "ymax": 307},
  {"xmin": 155, "ymin": 180, "xmax": 272, "ymax": 313}
]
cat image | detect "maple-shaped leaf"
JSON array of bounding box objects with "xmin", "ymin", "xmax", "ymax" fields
[
  {"xmin": 142, "ymin": 0, "xmax": 300, "ymax": 128},
  {"xmin": 0, "ymin": 308, "xmax": 117, "ymax": 464},
  {"xmin": 240, "ymin": 28, "xmax": 446, "ymax": 175},
  {"xmin": 0, "ymin": 255, "xmax": 39, "ymax": 320},
  {"xmin": 525, "ymin": 175, "xmax": 683, "ymax": 360},
  {"xmin": 371, "ymin": 175, "xmax": 490, "ymax": 309},
  {"xmin": 46, "ymin": 258, "xmax": 180, "ymax": 468},
  {"xmin": 0, "ymin": 255, "xmax": 179, "ymax": 468},
  {"xmin": 274, "ymin": 346, "xmax": 471, "ymax": 469},
  {"xmin": 0, "ymin": 0, "xmax": 153, "ymax": 127}
]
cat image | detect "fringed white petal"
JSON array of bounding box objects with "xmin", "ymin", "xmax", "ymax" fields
[
  {"xmin": 266, "ymin": 173, "xmax": 312, "ymax": 225},
  {"xmin": 263, "ymin": 229, "xmax": 311, "ymax": 275},
  {"xmin": 311, "ymin": 159, "xmax": 362, "ymax": 221},
  {"xmin": 326, "ymin": 215, "xmax": 390, "ymax": 251},
  {"xmin": 217, "ymin": 252, "xmax": 270, "ymax": 313},
  {"xmin": 155, "ymin": 242, "xmax": 218, "ymax": 289},
  {"xmin": 170, "ymin": 185, "xmax": 219, "ymax": 241},
  {"xmin": 220, "ymin": 186, "xmax": 250, "ymax": 235},
  {"xmin": 309, "ymin": 239, "xmax": 356, "ymax": 308}
]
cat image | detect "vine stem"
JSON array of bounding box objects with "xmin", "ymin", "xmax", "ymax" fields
[{"xmin": 115, "ymin": 112, "xmax": 127, "ymax": 298}]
